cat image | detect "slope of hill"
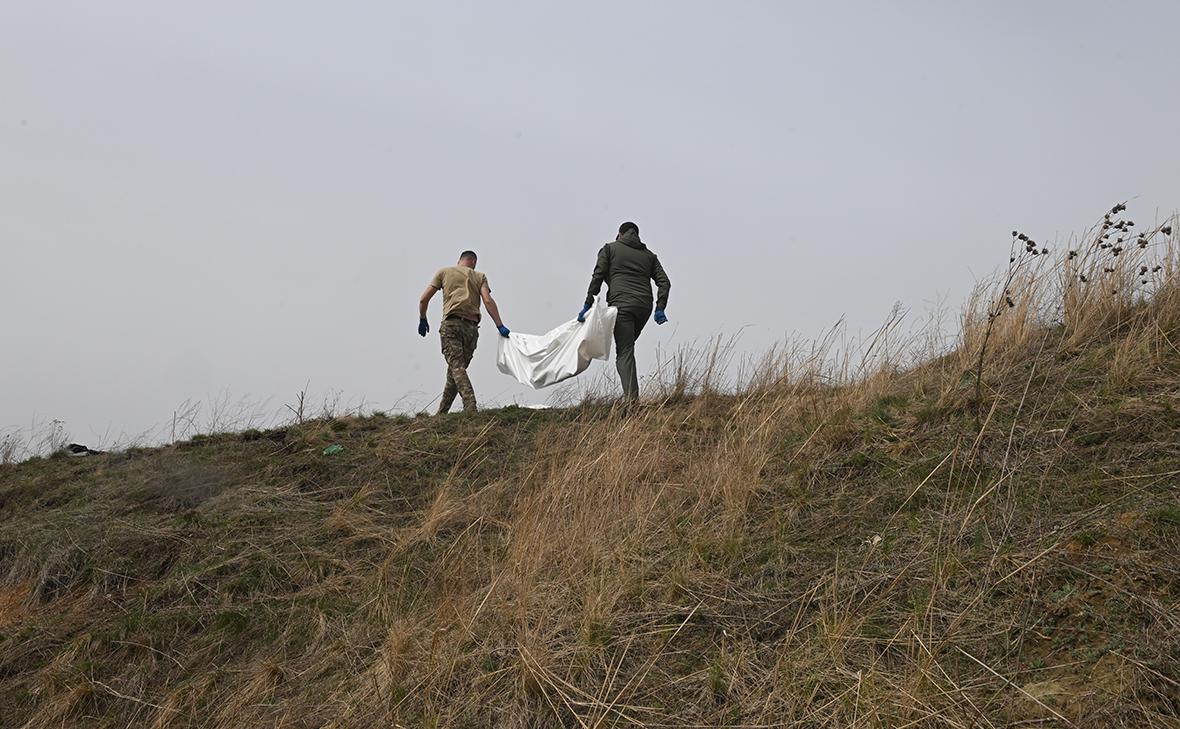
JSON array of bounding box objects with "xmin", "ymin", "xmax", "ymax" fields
[{"xmin": 2, "ymin": 208, "xmax": 1179, "ymax": 728}]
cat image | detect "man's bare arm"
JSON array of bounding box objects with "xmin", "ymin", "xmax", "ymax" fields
[
  {"xmin": 479, "ymin": 283, "xmax": 505, "ymax": 328},
  {"xmin": 419, "ymin": 285, "xmax": 439, "ymax": 319}
]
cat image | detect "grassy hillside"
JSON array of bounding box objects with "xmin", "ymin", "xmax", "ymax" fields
[{"xmin": 2, "ymin": 207, "xmax": 1179, "ymax": 727}]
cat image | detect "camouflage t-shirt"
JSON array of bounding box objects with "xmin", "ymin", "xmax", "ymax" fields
[{"xmin": 430, "ymin": 266, "xmax": 487, "ymax": 322}]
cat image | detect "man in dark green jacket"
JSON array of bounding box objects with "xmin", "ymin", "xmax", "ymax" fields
[{"xmin": 578, "ymin": 221, "xmax": 672, "ymax": 400}]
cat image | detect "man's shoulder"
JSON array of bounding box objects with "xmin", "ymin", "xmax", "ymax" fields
[
  {"xmin": 610, "ymin": 241, "xmax": 658, "ymax": 259},
  {"xmin": 437, "ymin": 265, "xmax": 473, "ymax": 280},
  {"xmin": 601, "ymin": 240, "xmax": 625, "ymax": 258}
]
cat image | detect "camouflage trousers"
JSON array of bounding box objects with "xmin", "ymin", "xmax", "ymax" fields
[{"xmin": 439, "ymin": 317, "xmax": 480, "ymax": 413}]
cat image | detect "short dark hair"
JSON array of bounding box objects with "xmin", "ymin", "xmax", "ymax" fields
[
  {"xmin": 459, "ymin": 250, "xmax": 477, "ymax": 261},
  {"xmin": 618, "ymin": 221, "xmax": 638, "ymax": 236}
]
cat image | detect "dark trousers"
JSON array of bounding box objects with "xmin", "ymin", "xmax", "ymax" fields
[{"xmin": 614, "ymin": 306, "xmax": 651, "ymax": 400}]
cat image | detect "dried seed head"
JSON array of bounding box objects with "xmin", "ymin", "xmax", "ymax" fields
[
  {"xmin": 1041, "ymin": 247, "xmax": 1049, "ymax": 254},
  {"xmin": 1080, "ymin": 274, "xmax": 1089, "ymax": 282},
  {"xmin": 1163, "ymin": 225, "xmax": 1173, "ymax": 236}
]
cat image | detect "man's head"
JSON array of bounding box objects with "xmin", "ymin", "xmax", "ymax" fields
[
  {"xmin": 617, "ymin": 221, "xmax": 639, "ymax": 239},
  {"xmin": 458, "ymin": 250, "xmax": 478, "ymax": 268}
]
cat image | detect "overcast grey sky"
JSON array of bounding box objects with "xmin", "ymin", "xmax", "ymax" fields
[{"xmin": 2, "ymin": 1, "xmax": 1178, "ymax": 445}]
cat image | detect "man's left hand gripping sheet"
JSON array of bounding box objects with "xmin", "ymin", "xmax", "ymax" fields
[{"xmin": 496, "ymin": 298, "xmax": 617, "ymax": 389}]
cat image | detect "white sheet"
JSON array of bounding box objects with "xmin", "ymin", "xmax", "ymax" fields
[{"xmin": 496, "ymin": 298, "xmax": 617, "ymax": 389}]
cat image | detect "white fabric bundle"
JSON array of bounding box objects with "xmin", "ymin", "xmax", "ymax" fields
[{"xmin": 496, "ymin": 298, "xmax": 617, "ymax": 389}]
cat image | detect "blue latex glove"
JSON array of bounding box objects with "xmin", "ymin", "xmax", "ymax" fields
[
  {"xmin": 577, "ymin": 305, "xmax": 591, "ymax": 323},
  {"xmin": 418, "ymin": 319, "xmax": 430, "ymax": 337},
  {"xmin": 654, "ymin": 309, "xmax": 668, "ymax": 325},
  {"xmin": 497, "ymin": 324, "xmax": 511, "ymax": 338}
]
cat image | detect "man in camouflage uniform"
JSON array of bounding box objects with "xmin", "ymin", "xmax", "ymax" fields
[
  {"xmin": 578, "ymin": 222, "xmax": 672, "ymax": 401},
  {"xmin": 418, "ymin": 250, "xmax": 511, "ymax": 413}
]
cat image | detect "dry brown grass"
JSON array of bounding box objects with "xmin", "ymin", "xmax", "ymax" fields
[{"xmin": 1, "ymin": 205, "xmax": 1179, "ymax": 728}]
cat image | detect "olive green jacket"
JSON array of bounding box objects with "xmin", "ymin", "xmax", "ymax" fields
[{"xmin": 584, "ymin": 231, "xmax": 671, "ymax": 311}]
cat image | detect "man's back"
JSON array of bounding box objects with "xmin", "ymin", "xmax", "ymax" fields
[
  {"xmin": 586, "ymin": 230, "xmax": 671, "ymax": 311},
  {"xmin": 432, "ymin": 265, "xmax": 487, "ymax": 322}
]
